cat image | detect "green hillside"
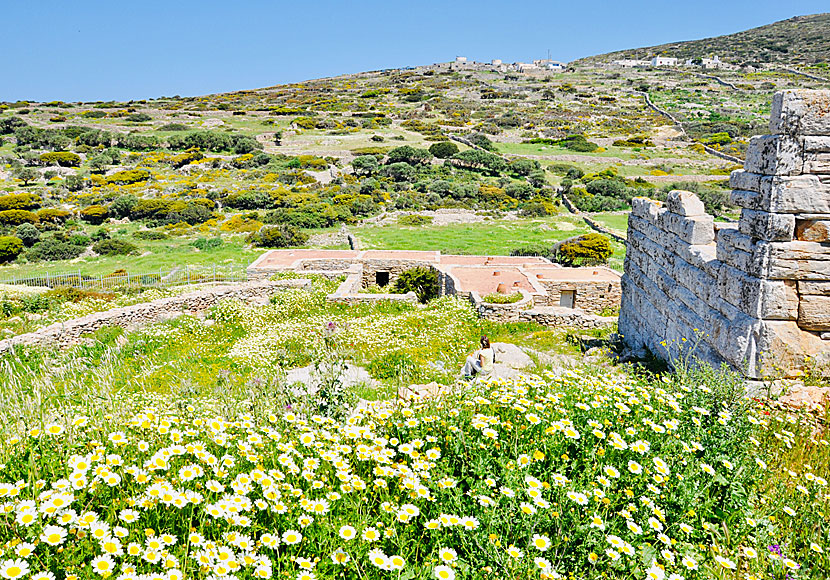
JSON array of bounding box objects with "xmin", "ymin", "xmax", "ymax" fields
[{"xmin": 577, "ymin": 13, "xmax": 830, "ymax": 66}]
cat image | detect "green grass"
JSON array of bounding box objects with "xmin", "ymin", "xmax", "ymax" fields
[
  {"xmin": 352, "ymin": 215, "xmax": 627, "ymax": 264},
  {"xmin": 588, "ymin": 211, "xmax": 630, "ymax": 233}
]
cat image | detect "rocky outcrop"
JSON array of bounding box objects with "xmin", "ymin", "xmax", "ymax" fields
[{"xmin": 619, "ymin": 90, "xmax": 830, "ymax": 378}]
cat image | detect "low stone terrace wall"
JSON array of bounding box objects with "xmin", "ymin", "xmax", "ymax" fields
[{"xmin": 0, "ymin": 279, "xmax": 309, "ymax": 354}]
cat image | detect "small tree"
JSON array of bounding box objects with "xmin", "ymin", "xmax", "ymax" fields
[
  {"xmin": 351, "ymin": 155, "xmax": 379, "ymax": 176},
  {"xmin": 13, "ymin": 167, "xmax": 39, "ymax": 186},
  {"xmin": 248, "ymin": 225, "xmax": 308, "ymax": 248},
  {"xmin": 393, "ymin": 267, "xmax": 439, "ymax": 303},
  {"xmin": 14, "ymin": 223, "xmax": 40, "ymax": 247},
  {"xmin": 428, "ymin": 141, "xmax": 459, "ymax": 159},
  {"xmin": 555, "ymin": 233, "xmax": 612, "ymax": 266},
  {"xmin": 0, "ymin": 236, "xmax": 24, "ymax": 263}
]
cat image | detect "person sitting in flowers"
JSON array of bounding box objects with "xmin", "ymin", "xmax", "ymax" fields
[{"xmin": 461, "ymin": 335, "xmax": 494, "ymax": 380}]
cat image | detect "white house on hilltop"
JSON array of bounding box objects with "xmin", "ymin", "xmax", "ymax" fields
[{"xmin": 651, "ymin": 57, "xmax": 679, "ymax": 67}]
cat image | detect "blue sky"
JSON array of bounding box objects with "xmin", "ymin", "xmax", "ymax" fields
[{"xmin": 3, "ymin": 1, "xmax": 828, "ymax": 102}]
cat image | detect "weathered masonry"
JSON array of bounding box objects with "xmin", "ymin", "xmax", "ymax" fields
[{"xmin": 619, "ymin": 90, "xmax": 830, "ymax": 378}]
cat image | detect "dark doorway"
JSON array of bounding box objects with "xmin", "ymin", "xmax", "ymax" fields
[{"xmin": 376, "ymin": 271, "xmax": 390, "ymax": 287}]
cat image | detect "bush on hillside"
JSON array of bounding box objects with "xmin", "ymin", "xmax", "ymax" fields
[
  {"xmin": 106, "ymin": 169, "xmax": 150, "ymax": 185},
  {"xmin": 555, "ymin": 233, "xmax": 613, "ymax": 266},
  {"xmin": 39, "ymin": 151, "xmax": 81, "ymax": 167},
  {"xmin": 393, "ymin": 266, "xmax": 439, "ymax": 303},
  {"xmin": 0, "ymin": 210, "xmax": 38, "ymax": 226},
  {"xmin": 26, "ymin": 237, "xmax": 86, "ymax": 261},
  {"xmin": 0, "ymin": 193, "xmax": 41, "ymax": 211},
  {"xmin": 14, "ymin": 223, "xmax": 40, "ymax": 247},
  {"xmin": 248, "ymin": 225, "xmax": 308, "ymax": 248},
  {"xmin": 80, "ymin": 205, "xmax": 110, "ymax": 224},
  {"xmin": 428, "ymin": 141, "xmax": 459, "ymax": 159},
  {"xmin": 397, "ymin": 214, "xmax": 433, "ymax": 226},
  {"xmin": 0, "ymin": 236, "xmax": 24, "ymax": 263},
  {"xmin": 191, "ymin": 237, "xmax": 223, "ymax": 251},
  {"xmin": 132, "ymin": 230, "xmax": 168, "ymax": 240},
  {"xmin": 92, "ymin": 238, "xmax": 139, "ymax": 256},
  {"xmin": 64, "ymin": 174, "xmax": 85, "ymax": 191},
  {"xmin": 36, "ymin": 208, "xmax": 71, "ymax": 223}
]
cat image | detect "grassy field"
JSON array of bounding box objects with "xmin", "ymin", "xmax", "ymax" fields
[
  {"xmin": 588, "ymin": 211, "xmax": 630, "ymax": 233},
  {"xmin": 353, "ymin": 215, "xmax": 626, "ymax": 266}
]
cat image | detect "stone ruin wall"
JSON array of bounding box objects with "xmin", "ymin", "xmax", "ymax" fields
[
  {"xmin": 534, "ymin": 278, "xmax": 621, "ymax": 314},
  {"xmin": 619, "ymin": 90, "xmax": 830, "ymax": 378},
  {"xmin": 0, "ymin": 279, "xmax": 309, "ymax": 354}
]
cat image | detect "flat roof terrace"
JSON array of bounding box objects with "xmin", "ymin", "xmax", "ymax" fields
[
  {"xmin": 449, "ymin": 266, "xmax": 536, "ymax": 295},
  {"xmin": 360, "ymin": 250, "xmax": 440, "ymax": 261},
  {"xmin": 253, "ymin": 249, "xmax": 360, "ymax": 268},
  {"xmin": 523, "ymin": 266, "xmax": 621, "ymax": 282},
  {"xmin": 438, "ymin": 255, "xmax": 552, "ymax": 266}
]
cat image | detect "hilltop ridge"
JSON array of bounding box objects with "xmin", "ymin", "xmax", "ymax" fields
[{"xmin": 576, "ymin": 13, "xmax": 830, "ymax": 66}]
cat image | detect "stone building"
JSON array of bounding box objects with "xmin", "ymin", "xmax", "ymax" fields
[
  {"xmin": 619, "ymin": 90, "xmax": 830, "ymax": 378},
  {"xmin": 248, "ymin": 249, "xmax": 621, "ymax": 325}
]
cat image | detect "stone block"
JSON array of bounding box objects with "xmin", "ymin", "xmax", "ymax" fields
[
  {"xmin": 729, "ymin": 173, "xmax": 830, "ymax": 214},
  {"xmin": 738, "ymin": 209, "xmax": 795, "ymax": 242},
  {"xmin": 666, "ymin": 190, "xmax": 706, "ymax": 216},
  {"xmin": 656, "ymin": 211, "xmax": 715, "ymax": 245},
  {"xmin": 799, "ymin": 281, "xmax": 830, "ymax": 296},
  {"xmin": 798, "ymin": 295, "xmax": 830, "ymax": 331},
  {"xmin": 796, "ymin": 220, "xmax": 830, "ymax": 242},
  {"xmin": 744, "ymin": 135, "xmax": 803, "ymax": 176},
  {"xmin": 630, "ymin": 197, "xmax": 661, "ymax": 221},
  {"xmin": 769, "ymin": 90, "xmax": 830, "ymax": 136},
  {"xmin": 717, "ymin": 264, "xmax": 798, "ymax": 320}
]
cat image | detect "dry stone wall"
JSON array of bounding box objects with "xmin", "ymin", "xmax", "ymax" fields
[
  {"xmin": 0, "ymin": 279, "xmax": 308, "ymax": 354},
  {"xmin": 619, "ymin": 90, "xmax": 830, "ymax": 378}
]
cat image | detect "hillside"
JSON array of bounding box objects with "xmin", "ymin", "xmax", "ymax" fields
[{"xmin": 577, "ymin": 13, "xmax": 830, "ymax": 66}]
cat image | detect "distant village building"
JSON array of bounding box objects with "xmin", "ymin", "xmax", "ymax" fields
[
  {"xmin": 651, "ymin": 56, "xmax": 679, "ymax": 67},
  {"xmin": 533, "ymin": 59, "xmax": 567, "ymax": 71},
  {"xmin": 491, "ymin": 59, "xmax": 502, "ymax": 66},
  {"xmin": 611, "ymin": 59, "xmax": 651, "ymax": 68},
  {"xmin": 455, "ymin": 56, "xmax": 467, "ymax": 64}
]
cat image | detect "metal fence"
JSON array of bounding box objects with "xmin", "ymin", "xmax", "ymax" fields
[{"xmin": 0, "ymin": 264, "xmax": 249, "ymax": 291}]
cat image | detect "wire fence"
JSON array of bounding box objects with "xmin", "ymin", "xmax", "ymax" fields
[{"xmin": 0, "ymin": 264, "xmax": 249, "ymax": 291}]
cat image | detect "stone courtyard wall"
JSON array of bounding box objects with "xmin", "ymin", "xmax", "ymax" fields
[
  {"xmin": 619, "ymin": 90, "xmax": 830, "ymax": 378},
  {"xmin": 535, "ymin": 276, "xmax": 622, "ymax": 313}
]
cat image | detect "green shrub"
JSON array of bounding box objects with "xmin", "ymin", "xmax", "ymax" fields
[
  {"xmin": 125, "ymin": 113, "xmax": 152, "ymax": 122},
  {"xmin": 64, "ymin": 174, "xmax": 85, "ymax": 191},
  {"xmin": 555, "ymin": 233, "xmax": 612, "ymax": 266},
  {"xmin": 26, "ymin": 237, "xmax": 84, "ymax": 261},
  {"xmin": 0, "ymin": 193, "xmax": 41, "ymax": 211},
  {"xmin": 80, "ymin": 205, "xmax": 110, "ymax": 224},
  {"xmin": 428, "ymin": 141, "xmax": 459, "ymax": 159},
  {"xmin": 393, "ymin": 266, "xmax": 439, "ymax": 303},
  {"xmin": 248, "ymin": 225, "xmax": 308, "ymax": 248},
  {"xmin": 519, "ymin": 201, "xmax": 556, "ymax": 217},
  {"xmin": 132, "ymin": 230, "xmax": 168, "ymax": 240},
  {"xmin": 0, "ymin": 236, "xmax": 23, "ymax": 263},
  {"xmin": 106, "ymin": 169, "xmax": 151, "ymax": 185},
  {"xmin": 158, "ymin": 123, "xmax": 188, "ymax": 131},
  {"xmin": 191, "ymin": 237, "xmax": 223, "ymax": 251},
  {"xmin": 92, "ymin": 238, "xmax": 139, "ymax": 256},
  {"xmin": 0, "ymin": 210, "xmax": 38, "ymax": 226},
  {"xmin": 39, "ymin": 151, "xmax": 81, "ymax": 167},
  {"xmin": 81, "ymin": 110, "xmax": 107, "ymax": 118},
  {"xmin": 36, "ymin": 208, "xmax": 71, "ymax": 223},
  {"xmin": 292, "ymin": 116, "xmax": 318, "ymax": 130},
  {"xmin": 397, "ymin": 214, "xmax": 433, "ymax": 226},
  {"xmin": 14, "ymin": 223, "xmax": 40, "ymax": 247},
  {"xmin": 483, "ymin": 292, "xmax": 523, "ymax": 304}
]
